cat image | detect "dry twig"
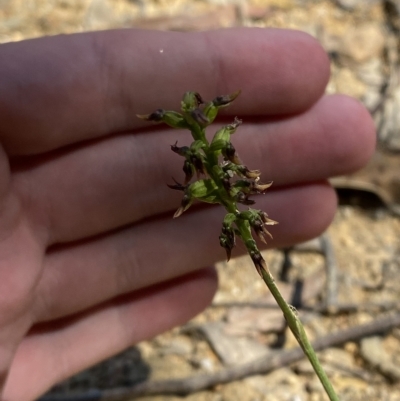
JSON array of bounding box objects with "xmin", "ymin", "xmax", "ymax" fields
[{"xmin": 39, "ymin": 311, "xmax": 400, "ymax": 401}]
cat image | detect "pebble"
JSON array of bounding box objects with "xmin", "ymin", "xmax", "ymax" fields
[
  {"xmin": 158, "ymin": 335, "xmax": 193, "ymax": 356},
  {"xmin": 226, "ymin": 306, "xmax": 285, "ymax": 334},
  {"xmin": 245, "ymin": 369, "xmax": 307, "ymax": 401},
  {"xmin": 199, "ymin": 322, "xmax": 270, "ymax": 366},
  {"xmin": 360, "ymin": 336, "xmax": 400, "ymax": 381},
  {"xmin": 357, "ymin": 58, "xmax": 386, "ymax": 87},
  {"xmin": 338, "ymin": 24, "xmax": 385, "ymax": 63}
]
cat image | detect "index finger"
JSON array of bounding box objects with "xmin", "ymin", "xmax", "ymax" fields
[{"xmin": 0, "ymin": 28, "xmax": 330, "ymax": 155}]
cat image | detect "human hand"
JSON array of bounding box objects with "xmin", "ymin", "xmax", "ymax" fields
[{"xmin": 0, "ymin": 28, "xmax": 375, "ymax": 400}]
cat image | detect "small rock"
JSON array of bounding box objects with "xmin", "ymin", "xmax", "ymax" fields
[
  {"xmin": 84, "ymin": 0, "xmax": 116, "ymax": 30},
  {"xmin": 363, "ymin": 88, "xmax": 383, "ymax": 111},
  {"xmin": 357, "ymin": 58, "xmax": 386, "ymax": 88},
  {"xmin": 196, "ymin": 357, "xmax": 215, "ymax": 372},
  {"xmin": 245, "ymin": 369, "xmax": 307, "ymax": 401},
  {"xmin": 199, "ymin": 322, "xmax": 270, "ymax": 366},
  {"xmin": 321, "ymin": 347, "xmax": 358, "ymax": 369},
  {"xmin": 226, "ymin": 306, "xmax": 285, "ymax": 334},
  {"xmin": 360, "ymin": 336, "xmax": 400, "ymax": 381},
  {"xmin": 158, "ymin": 335, "xmax": 193, "ymax": 356},
  {"xmin": 337, "ymin": 23, "xmax": 385, "ymax": 63},
  {"xmin": 334, "ymin": 67, "xmax": 368, "ymax": 99}
]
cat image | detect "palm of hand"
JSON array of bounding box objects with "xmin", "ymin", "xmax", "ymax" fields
[{"xmin": 0, "ymin": 28, "xmax": 375, "ymax": 401}]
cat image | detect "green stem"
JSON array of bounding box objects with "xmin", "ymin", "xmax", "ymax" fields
[
  {"xmin": 237, "ymin": 216, "xmax": 339, "ymax": 400},
  {"xmin": 258, "ymin": 267, "xmax": 339, "ymax": 401}
]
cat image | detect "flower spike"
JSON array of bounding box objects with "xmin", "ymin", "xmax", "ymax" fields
[{"xmin": 138, "ymin": 90, "xmax": 340, "ymax": 401}]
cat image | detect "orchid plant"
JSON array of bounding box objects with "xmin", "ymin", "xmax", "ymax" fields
[{"xmin": 138, "ymin": 91, "xmax": 339, "ymax": 401}]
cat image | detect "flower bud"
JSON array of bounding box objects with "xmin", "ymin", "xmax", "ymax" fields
[
  {"xmin": 210, "ymin": 118, "xmax": 242, "ymax": 153},
  {"xmin": 238, "ymin": 208, "xmax": 278, "ymax": 244},
  {"xmin": 259, "ymin": 210, "xmax": 278, "ymax": 226},
  {"xmin": 212, "ymin": 90, "xmax": 241, "ymax": 107},
  {"xmin": 181, "ymin": 92, "xmax": 204, "ymax": 113},
  {"xmin": 250, "ymin": 179, "xmax": 273, "ymax": 194},
  {"xmin": 252, "ymin": 218, "xmax": 272, "ymax": 244},
  {"xmin": 220, "ymin": 232, "xmax": 235, "ymax": 261},
  {"xmin": 219, "ymin": 213, "xmax": 237, "ymax": 261},
  {"xmin": 171, "ymin": 140, "xmax": 207, "ymax": 182},
  {"xmin": 171, "ymin": 141, "xmax": 190, "ymax": 157},
  {"xmin": 222, "ymin": 142, "xmax": 241, "ymax": 165},
  {"xmin": 170, "ymin": 179, "xmax": 220, "ymax": 218},
  {"xmin": 137, "ymin": 108, "xmax": 165, "ymax": 122},
  {"xmin": 203, "ymin": 92, "xmax": 241, "ymax": 123},
  {"xmin": 221, "ymin": 162, "xmax": 259, "ymax": 180},
  {"xmin": 183, "ymin": 160, "xmax": 195, "ymax": 184},
  {"xmin": 236, "ymin": 165, "xmax": 261, "ymax": 179},
  {"xmin": 137, "ymin": 110, "xmax": 188, "ymax": 129},
  {"xmin": 190, "ymin": 154, "xmax": 207, "ymax": 176},
  {"xmin": 173, "ymin": 193, "xmax": 193, "ymax": 218},
  {"xmin": 194, "ymin": 92, "xmax": 204, "ymax": 106},
  {"xmin": 236, "ymin": 191, "xmax": 255, "ymax": 205},
  {"xmin": 190, "ymin": 108, "xmax": 210, "ymax": 126}
]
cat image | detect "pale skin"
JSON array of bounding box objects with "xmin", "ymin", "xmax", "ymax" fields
[{"xmin": 0, "ymin": 28, "xmax": 375, "ymax": 400}]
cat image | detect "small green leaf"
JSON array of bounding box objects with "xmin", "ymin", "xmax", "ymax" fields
[
  {"xmin": 190, "ymin": 140, "xmax": 207, "ymax": 152},
  {"xmin": 203, "ymin": 101, "xmax": 218, "ymax": 124},
  {"xmin": 162, "ymin": 111, "xmax": 189, "ymax": 129},
  {"xmin": 188, "ymin": 179, "xmax": 220, "ymax": 203},
  {"xmin": 210, "ymin": 119, "xmax": 241, "ymax": 148},
  {"xmin": 223, "ymin": 213, "xmax": 237, "ymax": 226},
  {"xmin": 209, "ymin": 138, "xmax": 228, "ymax": 153}
]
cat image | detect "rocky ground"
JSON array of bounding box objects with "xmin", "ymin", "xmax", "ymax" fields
[{"xmin": 2, "ymin": 0, "xmax": 400, "ymax": 400}]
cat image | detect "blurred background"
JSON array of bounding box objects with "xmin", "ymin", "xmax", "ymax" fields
[{"xmin": 2, "ymin": 1, "xmax": 400, "ymax": 400}]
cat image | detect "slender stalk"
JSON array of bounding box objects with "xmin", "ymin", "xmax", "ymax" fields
[
  {"xmin": 236, "ymin": 220, "xmax": 339, "ymax": 399},
  {"xmin": 259, "ymin": 264, "xmax": 339, "ymax": 400},
  {"xmin": 138, "ymin": 91, "xmax": 339, "ymax": 401}
]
